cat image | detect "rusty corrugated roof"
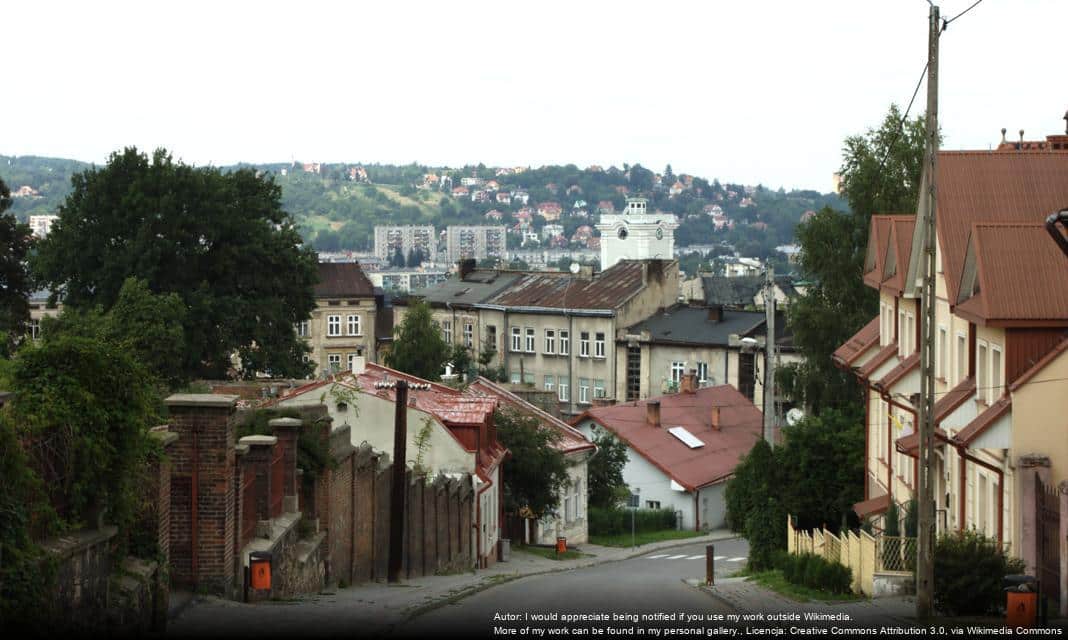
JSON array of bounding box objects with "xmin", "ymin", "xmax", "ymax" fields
[
  {"xmin": 486, "ymin": 260, "xmax": 660, "ymax": 311},
  {"xmin": 832, "ymin": 316, "xmax": 880, "ymax": 368},
  {"xmin": 957, "ymin": 223, "xmax": 1068, "ymax": 325},
  {"xmin": 937, "ymin": 151, "xmax": 1068, "ymax": 304}
]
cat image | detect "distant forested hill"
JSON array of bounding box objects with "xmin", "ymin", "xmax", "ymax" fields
[{"xmin": 0, "ymin": 155, "xmax": 843, "ymax": 258}]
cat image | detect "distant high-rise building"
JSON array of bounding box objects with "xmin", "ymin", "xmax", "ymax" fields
[
  {"xmin": 29, "ymin": 215, "xmax": 59, "ymax": 238},
  {"xmin": 446, "ymin": 225, "xmax": 507, "ymax": 264},
  {"xmin": 373, "ymin": 225, "xmax": 436, "ymax": 262},
  {"xmin": 595, "ymin": 198, "xmax": 678, "ymax": 270}
]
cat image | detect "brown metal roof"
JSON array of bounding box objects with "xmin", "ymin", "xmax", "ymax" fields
[
  {"xmin": 853, "ymin": 493, "xmax": 889, "ymax": 519},
  {"xmin": 882, "ymin": 217, "xmax": 916, "ymax": 295},
  {"xmin": 864, "ymin": 217, "xmax": 894, "ymax": 290},
  {"xmin": 856, "ymin": 343, "xmax": 898, "ymax": 380},
  {"xmin": 874, "ymin": 352, "xmax": 919, "ymax": 393},
  {"xmin": 465, "ymin": 378, "xmax": 595, "ymax": 456},
  {"xmin": 1010, "ymin": 337, "xmax": 1068, "ymax": 392},
  {"xmin": 487, "ymin": 260, "xmax": 664, "ymax": 311},
  {"xmin": 954, "ymin": 395, "xmax": 1012, "ymax": 446},
  {"xmin": 957, "ymin": 223, "xmax": 1068, "ymax": 326},
  {"xmin": 315, "ymin": 262, "xmax": 375, "ymax": 298},
  {"xmin": 571, "ymin": 385, "xmax": 763, "ymax": 491},
  {"xmin": 937, "ymin": 151, "xmax": 1068, "ymax": 304},
  {"xmin": 934, "ymin": 376, "xmax": 976, "ymax": 424},
  {"xmin": 833, "ymin": 316, "xmax": 880, "ymax": 368},
  {"xmin": 895, "ymin": 427, "xmax": 949, "ymax": 457}
]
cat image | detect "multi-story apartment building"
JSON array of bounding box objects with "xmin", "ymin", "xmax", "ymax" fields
[
  {"xmin": 365, "ymin": 267, "xmax": 448, "ymax": 294},
  {"xmin": 300, "ymin": 262, "xmax": 382, "ymax": 375},
  {"xmin": 373, "ymin": 225, "xmax": 436, "ymax": 263},
  {"xmin": 400, "ymin": 259, "xmax": 680, "ymax": 416},
  {"xmin": 446, "ymin": 225, "xmax": 507, "ymax": 264},
  {"xmin": 837, "ymin": 137, "xmax": 1068, "ymax": 580}
]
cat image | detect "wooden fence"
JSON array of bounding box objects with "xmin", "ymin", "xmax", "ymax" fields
[{"xmin": 787, "ymin": 515, "xmax": 914, "ymax": 596}]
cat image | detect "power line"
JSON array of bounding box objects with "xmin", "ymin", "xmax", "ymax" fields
[
  {"xmin": 871, "ymin": 61, "xmax": 929, "ymax": 201},
  {"xmin": 942, "ymin": 0, "xmax": 984, "ymax": 30}
]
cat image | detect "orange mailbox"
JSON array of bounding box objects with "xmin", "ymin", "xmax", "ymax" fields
[
  {"xmin": 1006, "ymin": 592, "xmax": 1037, "ymax": 628},
  {"xmin": 556, "ymin": 537, "xmax": 567, "ymax": 554},
  {"xmin": 249, "ymin": 551, "xmax": 272, "ymax": 591}
]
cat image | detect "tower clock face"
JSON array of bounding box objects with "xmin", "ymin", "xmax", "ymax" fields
[
  {"xmin": 656, "ymin": 227, "xmax": 664, "ymax": 240},
  {"xmin": 618, "ymin": 227, "xmax": 628, "ymax": 239}
]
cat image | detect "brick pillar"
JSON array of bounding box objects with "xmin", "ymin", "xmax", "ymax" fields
[
  {"xmin": 1018, "ymin": 454, "xmax": 1051, "ymax": 576},
  {"xmin": 165, "ymin": 393, "xmax": 238, "ymax": 597},
  {"xmin": 239, "ymin": 435, "xmax": 278, "ymax": 531},
  {"xmin": 269, "ymin": 417, "xmax": 301, "ymax": 513}
]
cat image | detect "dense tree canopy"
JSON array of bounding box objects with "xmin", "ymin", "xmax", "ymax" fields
[
  {"xmin": 32, "ymin": 148, "xmax": 318, "ymax": 381},
  {"xmin": 587, "ymin": 427, "xmax": 629, "ymax": 509},
  {"xmin": 383, "ymin": 300, "xmax": 449, "ymax": 381},
  {"xmin": 495, "ymin": 408, "xmax": 570, "ymax": 517},
  {"xmin": 781, "ymin": 105, "xmax": 927, "ymax": 411},
  {"xmin": 0, "ymin": 178, "xmax": 34, "ymax": 356}
]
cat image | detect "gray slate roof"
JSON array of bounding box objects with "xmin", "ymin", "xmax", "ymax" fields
[
  {"xmin": 408, "ymin": 270, "xmax": 524, "ymax": 307},
  {"xmin": 626, "ymin": 305, "xmax": 765, "ymax": 346}
]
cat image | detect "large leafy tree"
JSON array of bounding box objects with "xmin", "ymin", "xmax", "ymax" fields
[
  {"xmin": 495, "ymin": 408, "xmax": 570, "ymax": 517},
  {"xmin": 32, "ymin": 148, "xmax": 318, "ymax": 381},
  {"xmin": 0, "ymin": 178, "xmax": 34, "ymax": 356},
  {"xmin": 781, "ymin": 105, "xmax": 927, "ymax": 411},
  {"xmin": 587, "ymin": 427, "xmax": 630, "ymax": 509},
  {"xmin": 383, "ymin": 300, "xmax": 449, "ymax": 381}
]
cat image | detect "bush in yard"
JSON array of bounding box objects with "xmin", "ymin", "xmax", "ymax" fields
[
  {"xmin": 588, "ymin": 507, "xmax": 677, "ymax": 536},
  {"xmin": 777, "ymin": 552, "xmax": 852, "ymax": 594},
  {"xmin": 745, "ymin": 497, "xmax": 785, "ymax": 571},
  {"xmin": 933, "ymin": 529, "xmax": 1027, "ymax": 616}
]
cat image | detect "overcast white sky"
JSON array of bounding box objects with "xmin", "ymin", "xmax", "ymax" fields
[{"xmin": 6, "ymin": 0, "xmax": 1066, "ymax": 191}]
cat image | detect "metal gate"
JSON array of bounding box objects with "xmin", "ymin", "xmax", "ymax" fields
[{"xmin": 1036, "ymin": 472, "xmax": 1060, "ymax": 604}]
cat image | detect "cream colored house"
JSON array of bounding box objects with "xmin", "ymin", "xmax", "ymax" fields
[
  {"xmin": 302, "ymin": 263, "xmax": 380, "ymax": 376},
  {"xmin": 838, "ymin": 143, "xmax": 1068, "ymax": 588},
  {"xmin": 401, "ymin": 259, "xmax": 680, "ymax": 417}
]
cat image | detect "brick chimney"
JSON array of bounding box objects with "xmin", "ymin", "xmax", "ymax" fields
[
  {"xmin": 710, "ymin": 405, "xmax": 721, "ymax": 431},
  {"xmin": 680, "ymin": 371, "xmax": 697, "ymax": 394},
  {"xmin": 458, "ymin": 258, "xmax": 477, "ymax": 280},
  {"xmin": 706, "ymin": 304, "xmax": 723, "ymax": 323},
  {"xmin": 646, "ymin": 400, "xmax": 661, "ymax": 427}
]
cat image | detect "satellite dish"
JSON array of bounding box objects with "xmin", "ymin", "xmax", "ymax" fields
[
  {"xmin": 786, "ymin": 408, "xmax": 805, "ymax": 427},
  {"xmin": 740, "ymin": 336, "xmax": 758, "ymax": 348},
  {"xmin": 569, "ymin": 262, "xmax": 581, "ymax": 274}
]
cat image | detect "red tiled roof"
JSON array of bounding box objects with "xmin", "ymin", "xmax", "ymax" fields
[
  {"xmin": 832, "ymin": 317, "xmax": 880, "ymax": 368},
  {"xmin": 1010, "ymin": 338, "xmax": 1068, "ymax": 392},
  {"xmin": 853, "ymin": 493, "xmax": 890, "ymax": 518},
  {"xmin": 935, "ymin": 377, "xmax": 976, "ymax": 424},
  {"xmin": 954, "ymin": 395, "xmax": 1012, "ymax": 446},
  {"xmin": 316, "ymin": 262, "xmax": 375, "ymax": 298},
  {"xmin": 487, "ymin": 260, "xmax": 671, "ymax": 311},
  {"xmin": 956, "ymin": 223, "xmax": 1068, "ymax": 325},
  {"xmin": 856, "ymin": 343, "xmax": 898, "ymax": 380},
  {"xmin": 570, "ymin": 386, "xmax": 763, "ymax": 491},
  {"xmin": 465, "ymin": 378, "xmax": 595, "ymax": 456},
  {"xmin": 936, "ymin": 151, "xmax": 1068, "ymax": 304},
  {"xmin": 873, "ymin": 352, "xmax": 919, "ymax": 393}
]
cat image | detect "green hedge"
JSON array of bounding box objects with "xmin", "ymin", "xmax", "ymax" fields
[
  {"xmin": 774, "ymin": 551, "xmax": 852, "ymax": 595},
  {"xmin": 934, "ymin": 529, "xmax": 1026, "ymax": 616},
  {"xmin": 588, "ymin": 507, "xmax": 677, "ymax": 536}
]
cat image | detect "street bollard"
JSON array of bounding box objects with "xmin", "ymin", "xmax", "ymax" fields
[{"xmin": 706, "ymin": 544, "xmax": 714, "ymax": 586}]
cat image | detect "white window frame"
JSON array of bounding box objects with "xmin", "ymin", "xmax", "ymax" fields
[
  {"xmin": 671, "ymin": 361, "xmax": 685, "ymax": 383},
  {"xmin": 511, "ymin": 327, "xmax": 522, "ymax": 352},
  {"xmin": 580, "ymin": 331, "xmax": 590, "ymax": 357},
  {"xmin": 696, "ymin": 361, "xmax": 709, "ymax": 383},
  {"xmin": 558, "ymin": 377, "xmax": 569, "ymax": 401},
  {"xmin": 442, "ymin": 320, "xmax": 452, "ymax": 344},
  {"xmin": 327, "ymin": 353, "xmax": 341, "ymax": 372},
  {"xmin": 579, "ymin": 378, "xmax": 590, "ymax": 404},
  {"xmin": 347, "ymin": 314, "xmax": 361, "ymax": 336},
  {"xmin": 559, "ymin": 330, "xmax": 570, "ymax": 355},
  {"xmin": 327, "ymin": 315, "xmax": 341, "ymax": 337},
  {"xmin": 463, "ymin": 322, "xmax": 473, "ymax": 348},
  {"xmin": 510, "ymin": 371, "xmax": 521, "ymax": 384},
  {"xmin": 593, "ymin": 379, "xmax": 605, "ymax": 398},
  {"xmin": 956, "ymin": 332, "xmax": 967, "ymax": 386},
  {"xmin": 525, "ymin": 327, "xmax": 535, "ymax": 353},
  {"xmin": 296, "ymin": 320, "xmax": 309, "ymax": 338},
  {"xmin": 347, "ymin": 352, "xmax": 360, "ymax": 372},
  {"xmin": 544, "ymin": 375, "xmax": 554, "ymax": 391},
  {"xmin": 990, "ymin": 345, "xmax": 1002, "ymax": 403},
  {"xmin": 29, "ymin": 318, "xmax": 41, "ymax": 340},
  {"xmin": 544, "ymin": 329, "xmax": 556, "ymax": 354},
  {"xmin": 905, "ymin": 311, "xmax": 915, "ymax": 355},
  {"xmin": 977, "ymin": 340, "xmax": 988, "ymax": 404},
  {"xmin": 937, "ymin": 326, "xmax": 947, "ymax": 380},
  {"xmin": 594, "ymin": 332, "xmax": 605, "ymax": 358}
]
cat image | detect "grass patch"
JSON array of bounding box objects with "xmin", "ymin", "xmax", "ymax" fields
[
  {"xmin": 515, "ymin": 545, "xmax": 592, "ymax": 561},
  {"xmin": 739, "ymin": 568, "xmax": 863, "ymax": 603},
  {"xmin": 589, "ymin": 529, "xmax": 703, "ymax": 547}
]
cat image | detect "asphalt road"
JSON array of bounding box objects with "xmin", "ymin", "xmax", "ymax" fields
[{"xmin": 392, "ymin": 537, "xmax": 748, "ymax": 639}]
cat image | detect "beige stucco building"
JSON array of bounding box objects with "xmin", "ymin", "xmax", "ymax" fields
[{"xmin": 302, "ymin": 263, "xmax": 382, "ymax": 376}]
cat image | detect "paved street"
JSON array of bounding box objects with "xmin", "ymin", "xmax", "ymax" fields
[
  {"xmin": 167, "ymin": 533, "xmax": 743, "ymax": 639},
  {"xmin": 394, "ymin": 538, "xmax": 747, "ymax": 638}
]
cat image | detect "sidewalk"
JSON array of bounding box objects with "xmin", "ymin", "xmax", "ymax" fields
[{"xmin": 168, "ymin": 530, "xmax": 738, "ymax": 637}]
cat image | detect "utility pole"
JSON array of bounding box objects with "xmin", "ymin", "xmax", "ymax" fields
[
  {"xmin": 916, "ymin": 2, "xmax": 940, "ymax": 620},
  {"xmin": 763, "ymin": 263, "xmax": 777, "ymax": 447}
]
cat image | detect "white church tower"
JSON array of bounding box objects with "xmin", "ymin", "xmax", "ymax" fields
[{"xmin": 596, "ymin": 197, "xmax": 678, "ymax": 270}]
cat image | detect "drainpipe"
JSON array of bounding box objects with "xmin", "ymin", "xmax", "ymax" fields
[{"xmin": 694, "ymin": 491, "xmax": 700, "ymax": 532}]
